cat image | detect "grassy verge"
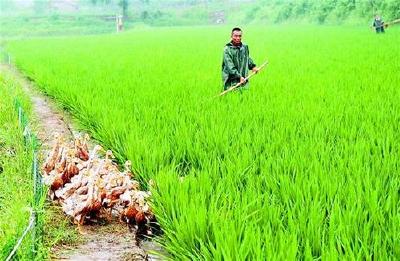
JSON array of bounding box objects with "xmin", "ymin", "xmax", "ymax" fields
[
  {"xmin": 0, "ymin": 67, "xmax": 80, "ymax": 260},
  {"xmin": 0, "ymin": 68, "xmax": 35, "ymax": 259}
]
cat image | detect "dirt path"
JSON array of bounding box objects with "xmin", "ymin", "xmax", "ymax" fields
[
  {"xmin": 52, "ymin": 222, "xmax": 147, "ymax": 260},
  {"xmin": 1, "ymin": 64, "xmax": 164, "ymax": 260}
]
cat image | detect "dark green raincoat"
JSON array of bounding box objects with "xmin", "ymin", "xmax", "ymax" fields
[{"xmin": 222, "ymin": 42, "xmax": 256, "ymax": 90}]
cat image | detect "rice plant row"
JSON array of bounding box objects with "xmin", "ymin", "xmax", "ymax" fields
[{"xmin": 6, "ymin": 26, "xmax": 400, "ymax": 259}]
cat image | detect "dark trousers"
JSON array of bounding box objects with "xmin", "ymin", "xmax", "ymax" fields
[{"xmin": 376, "ymin": 26, "xmax": 385, "ymax": 33}]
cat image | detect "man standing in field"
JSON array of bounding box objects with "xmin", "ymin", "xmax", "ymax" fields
[
  {"xmin": 222, "ymin": 27, "xmax": 259, "ymax": 91},
  {"xmin": 372, "ymin": 15, "xmax": 385, "ymax": 33}
]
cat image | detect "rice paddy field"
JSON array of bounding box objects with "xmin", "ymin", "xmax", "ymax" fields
[{"xmin": 5, "ymin": 26, "xmax": 400, "ymax": 259}]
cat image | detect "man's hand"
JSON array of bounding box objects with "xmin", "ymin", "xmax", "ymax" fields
[
  {"xmin": 240, "ymin": 77, "xmax": 246, "ymax": 84},
  {"xmin": 252, "ymin": 67, "xmax": 259, "ymax": 74}
]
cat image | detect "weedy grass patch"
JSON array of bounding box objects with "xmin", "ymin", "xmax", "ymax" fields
[
  {"xmin": 0, "ymin": 71, "xmax": 35, "ymax": 259},
  {"xmin": 0, "ymin": 70, "xmax": 80, "ymax": 260}
]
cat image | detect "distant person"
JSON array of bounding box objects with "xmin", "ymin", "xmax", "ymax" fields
[
  {"xmin": 221, "ymin": 27, "xmax": 259, "ymax": 91},
  {"xmin": 116, "ymin": 15, "xmax": 123, "ymax": 32},
  {"xmin": 372, "ymin": 15, "xmax": 385, "ymax": 33}
]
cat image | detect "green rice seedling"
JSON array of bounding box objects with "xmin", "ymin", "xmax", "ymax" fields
[{"xmin": 6, "ymin": 25, "xmax": 400, "ymax": 259}]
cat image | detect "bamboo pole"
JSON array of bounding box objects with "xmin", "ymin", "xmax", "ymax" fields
[
  {"xmin": 218, "ymin": 60, "xmax": 269, "ymax": 97},
  {"xmin": 385, "ymin": 18, "xmax": 400, "ymax": 28}
]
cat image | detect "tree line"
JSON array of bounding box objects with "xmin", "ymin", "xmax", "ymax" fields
[{"xmin": 251, "ymin": 0, "xmax": 400, "ymax": 24}]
